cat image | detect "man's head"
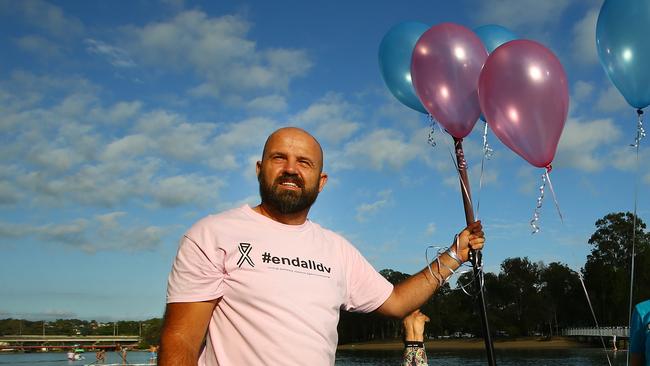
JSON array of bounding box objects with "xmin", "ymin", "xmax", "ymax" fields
[{"xmin": 256, "ymin": 127, "xmax": 327, "ymax": 216}]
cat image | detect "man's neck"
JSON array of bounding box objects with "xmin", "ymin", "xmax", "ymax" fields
[{"xmin": 253, "ymin": 204, "xmax": 309, "ymax": 225}]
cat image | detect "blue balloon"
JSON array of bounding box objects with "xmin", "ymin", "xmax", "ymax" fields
[
  {"xmin": 596, "ymin": 0, "xmax": 650, "ymax": 109},
  {"xmin": 473, "ymin": 24, "xmax": 518, "ymax": 54},
  {"xmin": 378, "ymin": 22, "xmax": 429, "ymax": 114},
  {"xmin": 474, "ymin": 25, "xmax": 518, "ymax": 122}
]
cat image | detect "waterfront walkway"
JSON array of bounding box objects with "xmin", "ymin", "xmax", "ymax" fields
[
  {"xmin": 0, "ymin": 335, "xmax": 139, "ymax": 350},
  {"xmin": 563, "ymin": 327, "xmax": 629, "ymax": 338}
]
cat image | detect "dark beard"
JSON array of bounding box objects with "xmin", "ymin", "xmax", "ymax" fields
[{"xmin": 258, "ymin": 173, "xmax": 319, "ymax": 215}]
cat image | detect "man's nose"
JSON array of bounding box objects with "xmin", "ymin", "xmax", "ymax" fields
[{"xmin": 282, "ymin": 158, "xmax": 298, "ymax": 173}]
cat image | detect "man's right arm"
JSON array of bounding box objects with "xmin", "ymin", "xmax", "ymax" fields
[{"xmin": 159, "ymin": 299, "xmax": 219, "ymax": 366}]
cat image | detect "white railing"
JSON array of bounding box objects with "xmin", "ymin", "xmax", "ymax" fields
[{"xmin": 563, "ymin": 327, "xmax": 629, "ymax": 337}]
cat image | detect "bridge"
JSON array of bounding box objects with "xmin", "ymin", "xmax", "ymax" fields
[
  {"xmin": 563, "ymin": 327, "xmax": 629, "ymax": 350},
  {"xmin": 563, "ymin": 327, "xmax": 629, "ymax": 338},
  {"xmin": 0, "ymin": 335, "xmax": 140, "ymax": 351}
]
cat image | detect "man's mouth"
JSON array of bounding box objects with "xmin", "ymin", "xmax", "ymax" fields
[
  {"xmin": 280, "ymin": 182, "xmax": 300, "ymax": 188},
  {"xmin": 275, "ymin": 176, "xmax": 303, "ymax": 190}
]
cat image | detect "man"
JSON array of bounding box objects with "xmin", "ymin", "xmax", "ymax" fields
[
  {"xmin": 631, "ymin": 299, "xmax": 650, "ymax": 366},
  {"xmin": 160, "ymin": 127, "xmax": 484, "ymax": 365}
]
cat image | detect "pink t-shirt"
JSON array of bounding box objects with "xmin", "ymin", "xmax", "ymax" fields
[{"xmin": 167, "ymin": 205, "xmax": 393, "ymax": 366}]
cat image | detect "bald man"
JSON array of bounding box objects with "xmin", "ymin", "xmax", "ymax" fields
[{"xmin": 160, "ymin": 127, "xmax": 484, "ymax": 366}]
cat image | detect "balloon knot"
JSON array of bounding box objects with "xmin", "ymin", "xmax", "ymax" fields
[
  {"xmin": 638, "ymin": 109, "xmax": 644, "ymax": 116},
  {"xmin": 545, "ymin": 164, "xmax": 553, "ymax": 173}
]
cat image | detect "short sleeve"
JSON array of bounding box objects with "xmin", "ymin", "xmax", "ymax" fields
[
  {"xmin": 630, "ymin": 306, "xmax": 645, "ymax": 354},
  {"xmin": 166, "ymin": 234, "xmax": 226, "ymax": 303},
  {"xmin": 341, "ymin": 243, "xmax": 393, "ymax": 313}
]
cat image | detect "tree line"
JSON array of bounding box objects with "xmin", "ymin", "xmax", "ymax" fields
[
  {"xmin": 0, "ymin": 318, "xmax": 162, "ymax": 348},
  {"xmin": 338, "ymin": 211, "xmax": 650, "ymax": 343},
  {"xmin": 1, "ymin": 212, "xmax": 648, "ymax": 346}
]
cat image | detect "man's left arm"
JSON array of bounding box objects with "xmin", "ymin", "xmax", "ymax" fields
[{"xmin": 376, "ymin": 221, "xmax": 484, "ymax": 318}]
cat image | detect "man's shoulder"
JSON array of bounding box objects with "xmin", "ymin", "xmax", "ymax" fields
[
  {"xmin": 636, "ymin": 299, "xmax": 650, "ymax": 316},
  {"xmin": 186, "ymin": 206, "xmax": 251, "ymax": 235},
  {"xmin": 309, "ymin": 220, "xmax": 358, "ymax": 251}
]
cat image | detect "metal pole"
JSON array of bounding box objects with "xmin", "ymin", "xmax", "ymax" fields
[{"xmin": 453, "ymin": 137, "xmax": 496, "ymax": 366}]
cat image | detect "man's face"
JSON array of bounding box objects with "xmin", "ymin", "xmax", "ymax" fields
[{"xmin": 257, "ymin": 129, "xmax": 327, "ymax": 215}]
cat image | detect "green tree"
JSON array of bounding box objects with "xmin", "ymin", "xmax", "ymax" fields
[
  {"xmin": 582, "ymin": 212, "xmax": 650, "ymax": 325},
  {"xmin": 496, "ymin": 257, "xmax": 543, "ymax": 336},
  {"xmin": 140, "ymin": 318, "xmax": 163, "ymax": 348},
  {"xmin": 539, "ymin": 262, "xmax": 588, "ymax": 334}
]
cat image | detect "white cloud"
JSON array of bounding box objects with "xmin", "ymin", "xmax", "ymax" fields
[
  {"xmin": 132, "ymin": 110, "xmax": 218, "ymax": 163},
  {"xmin": 85, "ymin": 39, "xmax": 136, "ymax": 68},
  {"xmin": 425, "ymin": 222, "xmax": 437, "ymax": 236},
  {"xmin": 441, "ymin": 161, "xmax": 496, "ymax": 193},
  {"xmin": 608, "ymin": 145, "xmax": 650, "ymax": 172},
  {"xmin": 0, "ymin": 72, "xmax": 274, "ymax": 209},
  {"xmin": 516, "ymin": 166, "xmax": 539, "ymax": 195},
  {"xmin": 96, "ymin": 212, "xmax": 126, "ymax": 229},
  {"xmin": 208, "ymin": 117, "xmax": 278, "ymax": 170},
  {"xmin": 217, "ymin": 194, "xmax": 259, "ymax": 212},
  {"xmin": 375, "ymin": 89, "xmax": 425, "ymax": 131},
  {"xmin": 571, "ymin": 7, "xmax": 599, "ymax": 64},
  {"xmin": 0, "ymin": 221, "xmax": 29, "ymax": 238},
  {"xmin": 596, "ymin": 85, "xmax": 630, "ymax": 112},
  {"xmin": 28, "ymin": 146, "xmax": 83, "ymax": 173},
  {"xmin": 246, "ymin": 95, "xmax": 287, "ymax": 113},
  {"xmin": 123, "ymin": 11, "xmax": 311, "ymax": 98},
  {"xmin": 152, "ymin": 174, "xmax": 223, "ymax": 207},
  {"xmin": 333, "ymin": 128, "xmax": 427, "ymax": 171},
  {"xmin": 470, "ymin": 162, "xmax": 499, "ymax": 191},
  {"xmin": 37, "ymin": 219, "xmax": 89, "ymax": 248},
  {"xmin": 291, "ymin": 93, "xmax": 361, "ymax": 144},
  {"xmin": 0, "ymin": 0, "xmax": 84, "ymax": 39},
  {"xmin": 0, "ymin": 72, "xmax": 98, "ymax": 130},
  {"xmin": 573, "ymin": 80, "xmax": 595, "ymax": 102},
  {"xmin": 0, "ymin": 180, "xmax": 22, "ymax": 205},
  {"xmin": 475, "ymin": 0, "xmax": 572, "ymax": 30},
  {"xmin": 101, "ymin": 134, "xmax": 153, "ymax": 161},
  {"xmin": 356, "ymin": 190, "xmax": 392, "ymax": 222},
  {"xmin": 14, "ymin": 35, "xmax": 62, "ymax": 58},
  {"xmin": 244, "ymin": 154, "xmax": 262, "ymax": 182},
  {"xmin": 55, "ymin": 93, "xmax": 98, "ymax": 118},
  {"xmin": 0, "ymin": 212, "xmax": 166, "ymax": 253},
  {"xmin": 555, "ymin": 117, "xmax": 621, "ymax": 171},
  {"xmin": 100, "ymin": 101, "xmax": 143, "ymax": 124}
]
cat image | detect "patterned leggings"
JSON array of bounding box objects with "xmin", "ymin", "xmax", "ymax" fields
[{"xmin": 402, "ymin": 345, "xmax": 427, "ymax": 366}]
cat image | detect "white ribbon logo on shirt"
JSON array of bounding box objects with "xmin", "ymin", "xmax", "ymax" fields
[{"xmin": 237, "ymin": 243, "xmax": 255, "ymax": 268}]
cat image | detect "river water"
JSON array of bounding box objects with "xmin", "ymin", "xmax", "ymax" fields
[{"xmin": 0, "ymin": 348, "xmax": 626, "ymax": 365}]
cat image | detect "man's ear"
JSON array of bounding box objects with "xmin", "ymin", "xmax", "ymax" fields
[
  {"xmin": 256, "ymin": 161, "xmax": 262, "ymax": 177},
  {"xmin": 318, "ymin": 172, "xmax": 328, "ymax": 192}
]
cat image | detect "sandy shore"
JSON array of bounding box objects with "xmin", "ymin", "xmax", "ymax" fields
[{"xmin": 337, "ymin": 337, "xmax": 594, "ymax": 351}]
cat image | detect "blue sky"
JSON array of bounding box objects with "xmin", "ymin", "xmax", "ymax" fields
[{"xmin": 1, "ymin": 0, "xmax": 648, "ymax": 321}]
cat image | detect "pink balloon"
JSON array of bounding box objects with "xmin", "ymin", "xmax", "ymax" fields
[
  {"xmin": 411, "ymin": 23, "xmax": 488, "ymax": 139},
  {"xmin": 478, "ymin": 40, "xmax": 569, "ymax": 168}
]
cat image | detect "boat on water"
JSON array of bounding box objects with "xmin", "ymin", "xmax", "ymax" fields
[{"xmin": 67, "ymin": 347, "xmax": 85, "ymax": 361}]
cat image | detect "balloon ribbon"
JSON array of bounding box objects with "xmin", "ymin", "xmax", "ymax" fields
[{"xmin": 530, "ymin": 165, "xmax": 563, "ymax": 234}]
